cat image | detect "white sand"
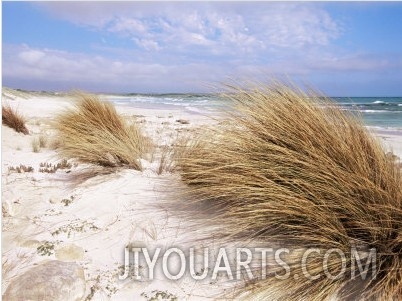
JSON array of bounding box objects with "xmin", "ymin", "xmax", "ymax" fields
[
  {"xmin": 2, "ymin": 91, "xmax": 402, "ymax": 300},
  {"xmin": 2, "ymin": 91, "xmax": 230, "ymax": 300}
]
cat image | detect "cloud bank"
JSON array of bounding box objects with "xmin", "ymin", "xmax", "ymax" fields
[{"xmin": 3, "ymin": 2, "xmax": 402, "ymax": 95}]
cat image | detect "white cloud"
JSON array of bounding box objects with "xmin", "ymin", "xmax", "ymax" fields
[
  {"xmin": 6, "ymin": 3, "xmax": 401, "ymax": 94},
  {"xmin": 34, "ymin": 2, "xmax": 341, "ymax": 56},
  {"xmin": 5, "ymin": 43, "xmax": 400, "ymax": 93},
  {"xmin": 305, "ymin": 51, "xmax": 402, "ymax": 72},
  {"xmin": 109, "ymin": 17, "xmax": 147, "ymax": 35},
  {"xmin": 3, "ymin": 44, "xmax": 230, "ymax": 92},
  {"xmin": 132, "ymin": 38, "xmax": 160, "ymax": 51},
  {"xmin": 18, "ymin": 49, "xmax": 46, "ymax": 65}
]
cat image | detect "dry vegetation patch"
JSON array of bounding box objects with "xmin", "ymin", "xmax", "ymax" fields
[
  {"xmin": 175, "ymin": 82, "xmax": 402, "ymax": 300},
  {"xmin": 8, "ymin": 164, "xmax": 34, "ymax": 173},
  {"xmin": 54, "ymin": 93, "xmax": 151, "ymax": 170},
  {"xmin": 2, "ymin": 105, "xmax": 29, "ymax": 134}
]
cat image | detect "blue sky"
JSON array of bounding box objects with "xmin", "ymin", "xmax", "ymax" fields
[{"xmin": 2, "ymin": 1, "xmax": 402, "ymax": 96}]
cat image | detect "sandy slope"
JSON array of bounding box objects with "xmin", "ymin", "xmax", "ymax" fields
[
  {"xmin": 2, "ymin": 91, "xmax": 401, "ymax": 300},
  {"xmin": 2, "ymin": 92, "xmax": 229, "ymax": 300}
]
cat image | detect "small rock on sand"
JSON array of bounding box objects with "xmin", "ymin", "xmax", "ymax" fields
[{"xmin": 3, "ymin": 260, "xmax": 85, "ymax": 301}]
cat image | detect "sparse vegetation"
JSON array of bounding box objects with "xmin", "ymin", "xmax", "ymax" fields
[
  {"xmin": 2, "ymin": 105, "xmax": 29, "ymax": 134},
  {"xmin": 156, "ymin": 146, "xmax": 174, "ymax": 175},
  {"xmin": 84, "ymin": 273, "xmax": 118, "ymax": 300},
  {"xmin": 61, "ymin": 196, "xmax": 75, "ymax": 206},
  {"xmin": 141, "ymin": 290, "xmax": 178, "ymax": 301},
  {"xmin": 175, "ymin": 82, "xmax": 402, "ymax": 300},
  {"xmin": 51, "ymin": 219, "xmax": 100, "ymax": 238},
  {"xmin": 48, "ymin": 137, "xmax": 63, "ymax": 150},
  {"xmin": 84, "ymin": 275, "xmax": 101, "ymax": 301},
  {"xmin": 37, "ymin": 241, "xmax": 57, "ymax": 256},
  {"xmin": 38, "ymin": 135, "xmax": 47, "ymax": 148},
  {"xmin": 8, "ymin": 164, "xmax": 34, "ymax": 173},
  {"xmin": 31, "ymin": 135, "xmax": 48, "ymax": 153},
  {"xmin": 39, "ymin": 159, "xmax": 72, "ymax": 173},
  {"xmin": 176, "ymin": 119, "xmax": 190, "ymax": 125},
  {"xmin": 31, "ymin": 137, "xmax": 40, "ymax": 152},
  {"xmin": 54, "ymin": 93, "xmax": 151, "ymax": 170}
]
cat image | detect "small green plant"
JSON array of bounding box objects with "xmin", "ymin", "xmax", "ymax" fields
[
  {"xmin": 116, "ymin": 263, "xmax": 142, "ymax": 276},
  {"xmin": 61, "ymin": 196, "xmax": 75, "ymax": 206},
  {"xmin": 37, "ymin": 241, "xmax": 56, "ymax": 256},
  {"xmin": 51, "ymin": 219, "xmax": 99, "ymax": 238},
  {"xmin": 141, "ymin": 290, "xmax": 178, "ymax": 301}
]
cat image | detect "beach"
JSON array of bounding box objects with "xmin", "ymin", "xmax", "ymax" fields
[
  {"xmin": 2, "ymin": 89, "xmax": 233, "ymax": 300},
  {"xmin": 2, "ymin": 89, "xmax": 402, "ymax": 300}
]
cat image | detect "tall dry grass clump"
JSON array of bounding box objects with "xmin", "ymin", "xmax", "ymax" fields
[
  {"xmin": 176, "ymin": 83, "xmax": 402, "ymax": 300},
  {"xmin": 55, "ymin": 93, "xmax": 150, "ymax": 170},
  {"xmin": 2, "ymin": 105, "xmax": 29, "ymax": 134}
]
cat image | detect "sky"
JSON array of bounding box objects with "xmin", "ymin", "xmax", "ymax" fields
[{"xmin": 2, "ymin": 1, "xmax": 402, "ymax": 96}]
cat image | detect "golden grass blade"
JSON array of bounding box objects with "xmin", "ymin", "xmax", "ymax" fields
[
  {"xmin": 2, "ymin": 105, "xmax": 29, "ymax": 134},
  {"xmin": 175, "ymin": 82, "xmax": 402, "ymax": 300},
  {"xmin": 54, "ymin": 92, "xmax": 152, "ymax": 170}
]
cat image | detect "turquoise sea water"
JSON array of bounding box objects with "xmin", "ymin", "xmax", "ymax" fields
[
  {"xmin": 333, "ymin": 97, "xmax": 402, "ymax": 129},
  {"xmin": 108, "ymin": 94, "xmax": 402, "ymax": 130}
]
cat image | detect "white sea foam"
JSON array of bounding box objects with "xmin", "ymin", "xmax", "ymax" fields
[{"xmin": 363, "ymin": 110, "xmax": 388, "ymax": 113}]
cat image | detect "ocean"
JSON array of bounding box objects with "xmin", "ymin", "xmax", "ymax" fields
[
  {"xmin": 333, "ymin": 97, "xmax": 402, "ymax": 129},
  {"xmin": 107, "ymin": 94, "xmax": 402, "ymax": 130}
]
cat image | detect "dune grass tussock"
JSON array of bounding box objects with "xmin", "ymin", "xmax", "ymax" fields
[
  {"xmin": 176, "ymin": 83, "xmax": 402, "ymax": 300},
  {"xmin": 2, "ymin": 105, "xmax": 29, "ymax": 134},
  {"xmin": 55, "ymin": 93, "xmax": 151, "ymax": 170},
  {"xmin": 31, "ymin": 137, "xmax": 41, "ymax": 153}
]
